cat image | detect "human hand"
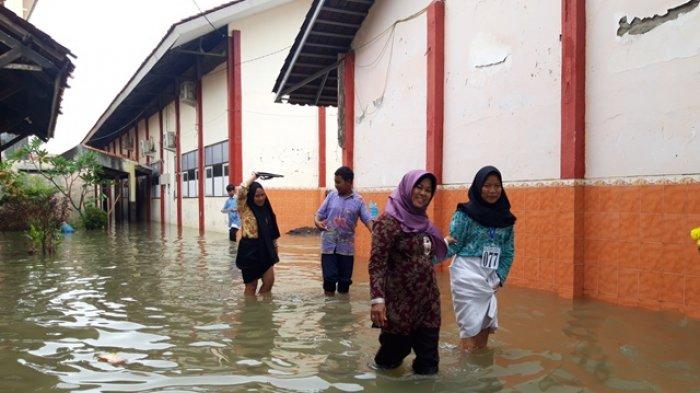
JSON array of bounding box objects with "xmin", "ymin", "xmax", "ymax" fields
[
  {"xmin": 315, "ymin": 218, "xmax": 328, "ymax": 231},
  {"xmin": 370, "ymin": 303, "xmax": 387, "ymax": 328},
  {"xmin": 445, "ymin": 235, "xmax": 457, "ymax": 245}
]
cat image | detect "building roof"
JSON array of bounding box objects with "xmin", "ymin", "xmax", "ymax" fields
[
  {"xmin": 272, "ymin": 0, "xmax": 374, "ymax": 107},
  {"xmin": 0, "ymin": 5, "xmax": 74, "ymax": 151},
  {"xmin": 82, "ymin": 0, "xmax": 292, "ymax": 149}
]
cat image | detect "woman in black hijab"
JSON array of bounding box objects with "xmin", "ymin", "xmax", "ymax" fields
[
  {"xmin": 235, "ymin": 172, "xmax": 281, "ymax": 296},
  {"xmin": 445, "ymin": 166, "xmax": 516, "ymax": 352}
]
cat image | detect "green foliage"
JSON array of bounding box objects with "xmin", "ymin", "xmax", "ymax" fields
[
  {"xmin": 9, "ymin": 138, "xmax": 105, "ymax": 218},
  {"xmin": 82, "ymin": 203, "xmax": 108, "ymax": 230}
]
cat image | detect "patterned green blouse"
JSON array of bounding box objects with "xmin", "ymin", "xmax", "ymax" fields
[{"xmin": 446, "ymin": 210, "xmax": 515, "ymax": 284}]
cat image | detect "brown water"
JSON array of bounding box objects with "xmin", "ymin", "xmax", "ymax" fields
[{"xmin": 0, "ymin": 225, "xmax": 699, "ymax": 393}]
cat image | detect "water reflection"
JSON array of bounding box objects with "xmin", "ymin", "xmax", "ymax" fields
[{"xmin": 0, "ymin": 226, "xmax": 699, "ymax": 392}]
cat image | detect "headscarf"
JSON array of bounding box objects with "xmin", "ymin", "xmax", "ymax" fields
[
  {"xmin": 457, "ymin": 166, "xmax": 516, "ymax": 228},
  {"xmin": 246, "ymin": 182, "xmax": 281, "ymax": 263},
  {"xmin": 385, "ymin": 170, "xmax": 447, "ymax": 260}
]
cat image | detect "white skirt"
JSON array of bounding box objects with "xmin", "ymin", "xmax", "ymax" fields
[{"xmin": 449, "ymin": 256, "xmax": 500, "ymax": 338}]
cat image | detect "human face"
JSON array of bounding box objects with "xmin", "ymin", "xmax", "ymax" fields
[
  {"xmin": 411, "ymin": 177, "xmax": 433, "ymax": 209},
  {"xmin": 334, "ymin": 175, "xmax": 352, "ymax": 196},
  {"xmin": 480, "ymin": 174, "xmax": 502, "ymax": 204},
  {"xmin": 254, "ymin": 187, "xmax": 266, "ymax": 207},
  {"xmin": 227, "ymin": 188, "xmax": 235, "ymax": 197}
]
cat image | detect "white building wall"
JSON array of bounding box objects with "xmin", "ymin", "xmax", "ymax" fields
[
  {"xmin": 325, "ymin": 107, "xmax": 342, "ymax": 188},
  {"xmin": 147, "ymin": 112, "xmax": 162, "ymax": 222},
  {"xmin": 162, "ymin": 102, "xmax": 177, "ymax": 225},
  {"xmin": 586, "ymin": 0, "xmax": 700, "ymax": 178},
  {"xmin": 229, "ymin": 0, "xmax": 319, "ymax": 188},
  {"xmin": 202, "ymin": 65, "xmax": 229, "ymax": 147},
  {"xmin": 179, "ymin": 101, "xmax": 197, "ymax": 154},
  {"xmin": 352, "ymin": 0, "xmax": 428, "ymax": 188},
  {"xmin": 443, "ymin": 0, "xmax": 561, "ymax": 184}
]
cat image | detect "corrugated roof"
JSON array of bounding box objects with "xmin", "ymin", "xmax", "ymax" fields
[{"xmin": 272, "ymin": 0, "xmax": 374, "ymax": 107}]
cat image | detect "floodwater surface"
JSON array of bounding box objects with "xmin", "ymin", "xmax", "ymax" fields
[{"xmin": 0, "ymin": 226, "xmax": 699, "ymax": 392}]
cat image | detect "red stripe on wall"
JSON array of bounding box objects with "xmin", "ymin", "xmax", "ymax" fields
[
  {"xmin": 342, "ymin": 52, "xmax": 354, "ymax": 169},
  {"xmin": 561, "ymin": 0, "xmax": 586, "ymax": 179},
  {"xmin": 228, "ymin": 30, "xmax": 242, "ymax": 185},
  {"xmin": 426, "ymin": 0, "xmax": 445, "ymax": 184},
  {"xmin": 318, "ymin": 106, "xmax": 326, "ymax": 188}
]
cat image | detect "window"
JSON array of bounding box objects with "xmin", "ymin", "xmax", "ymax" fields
[
  {"xmin": 205, "ymin": 166, "xmax": 213, "ymax": 196},
  {"xmin": 180, "ymin": 141, "xmax": 230, "ymax": 198}
]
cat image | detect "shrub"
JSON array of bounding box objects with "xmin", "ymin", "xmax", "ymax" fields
[{"xmin": 82, "ymin": 204, "xmax": 107, "ymax": 230}]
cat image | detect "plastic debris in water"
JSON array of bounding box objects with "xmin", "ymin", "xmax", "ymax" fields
[{"xmin": 97, "ymin": 353, "xmax": 126, "ymax": 365}]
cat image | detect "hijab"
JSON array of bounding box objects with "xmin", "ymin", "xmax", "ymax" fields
[
  {"xmin": 457, "ymin": 166, "xmax": 516, "ymax": 228},
  {"xmin": 385, "ymin": 170, "xmax": 447, "ymax": 260},
  {"xmin": 246, "ymin": 182, "xmax": 281, "ymax": 263}
]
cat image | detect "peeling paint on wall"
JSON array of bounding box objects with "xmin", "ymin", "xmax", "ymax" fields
[
  {"xmin": 617, "ymin": 0, "xmax": 699, "ymax": 36},
  {"xmin": 469, "ymin": 32, "xmax": 511, "ymax": 69}
]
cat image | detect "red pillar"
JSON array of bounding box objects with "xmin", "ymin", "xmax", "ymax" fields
[
  {"xmin": 118, "ymin": 135, "xmax": 122, "ymax": 157},
  {"xmin": 158, "ymin": 109, "xmax": 165, "ymax": 227},
  {"xmin": 318, "ymin": 107, "xmax": 326, "ymax": 188},
  {"xmin": 227, "ymin": 30, "xmax": 242, "ymax": 185},
  {"xmin": 559, "ymin": 0, "xmax": 586, "ymax": 299},
  {"xmin": 342, "ymin": 52, "xmax": 355, "ymax": 169},
  {"xmin": 196, "ymin": 81, "xmax": 205, "ymax": 233},
  {"xmin": 561, "ymin": 0, "xmax": 586, "ymax": 179},
  {"xmin": 426, "ymin": 0, "xmax": 445, "ymax": 184},
  {"xmin": 175, "ymin": 98, "xmax": 183, "ymax": 231}
]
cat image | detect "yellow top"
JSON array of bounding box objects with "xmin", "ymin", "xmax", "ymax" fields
[{"xmin": 236, "ymin": 185, "xmax": 259, "ymax": 239}]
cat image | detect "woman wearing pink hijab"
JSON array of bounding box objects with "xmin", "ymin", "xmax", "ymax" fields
[{"xmin": 368, "ymin": 169, "xmax": 447, "ymax": 375}]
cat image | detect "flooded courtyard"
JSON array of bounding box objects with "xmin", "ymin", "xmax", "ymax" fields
[{"xmin": 0, "ymin": 225, "xmax": 699, "ymax": 392}]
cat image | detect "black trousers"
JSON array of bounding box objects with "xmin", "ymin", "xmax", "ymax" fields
[
  {"xmin": 321, "ymin": 253, "xmax": 354, "ymax": 293},
  {"xmin": 229, "ymin": 227, "xmax": 238, "ymax": 242},
  {"xmin": 374, "ymin": 327, "xmax": 440, "ymax": 375}
]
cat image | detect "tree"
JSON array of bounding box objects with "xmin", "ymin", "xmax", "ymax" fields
[{"xmin": 10, "ymin": 138, "xmax": 105, "ymax": 220}]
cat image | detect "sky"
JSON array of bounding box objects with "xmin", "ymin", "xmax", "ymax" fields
[{"xmin": 30, "ymin": 0, "xmax": 231, "ymax": 153}]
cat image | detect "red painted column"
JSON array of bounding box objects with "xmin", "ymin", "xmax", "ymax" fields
[
  {"xmin": 561, "ymin": 0, "xmax": 586, "ymax": 179},
  {"xmin": 196, "ymin": 81, "xmax": 205, "ymax": 233},
  {"xmin": 318, "ymin": 107, "xmax": 326, "ymax": 188},
  {"xmin": 175, "ymin": 98, "xmax": 183, "ymax": 231},
  {"xmin": 559, "ymin": 0, "xmax": 586, "ymax": 299},
  {"xmin": 118, "ymin": 135, "xmax": 122, "ymax": 157},
  {"xmin": 342, "ymin": 52, "xmax": 355, "ymax": 169},
  {"xmin": 227, "ymin": 30, "xmax": 242, "ymax": 185},
  {"xmin": 158, "ymin": 109, "xmax": 165, "ymax": 226},
  {"xmin": 426, "ymin": 0, "xmax": 445, "ymax": 184}
]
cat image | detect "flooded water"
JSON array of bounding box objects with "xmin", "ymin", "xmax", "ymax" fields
[{"xmin": 0, "ymin": 225, "xmax": 699, "ymax": 392}]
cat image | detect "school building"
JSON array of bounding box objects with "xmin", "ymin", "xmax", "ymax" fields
[{"xmin": 80, "ymin": 0, "xmax": 700, "ymax": 318}]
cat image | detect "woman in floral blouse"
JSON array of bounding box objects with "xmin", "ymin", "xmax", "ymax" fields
[
  {"xmin": 235, "ymin": 172, "xmax": 281, "ymax": 296},
  {"xmin": 369, "ymin": 169, "xmax": 447, "ymax": 375},
  {"xmin": 447, "ymin": 166, "xmax": 516, "ymax": 352}
]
